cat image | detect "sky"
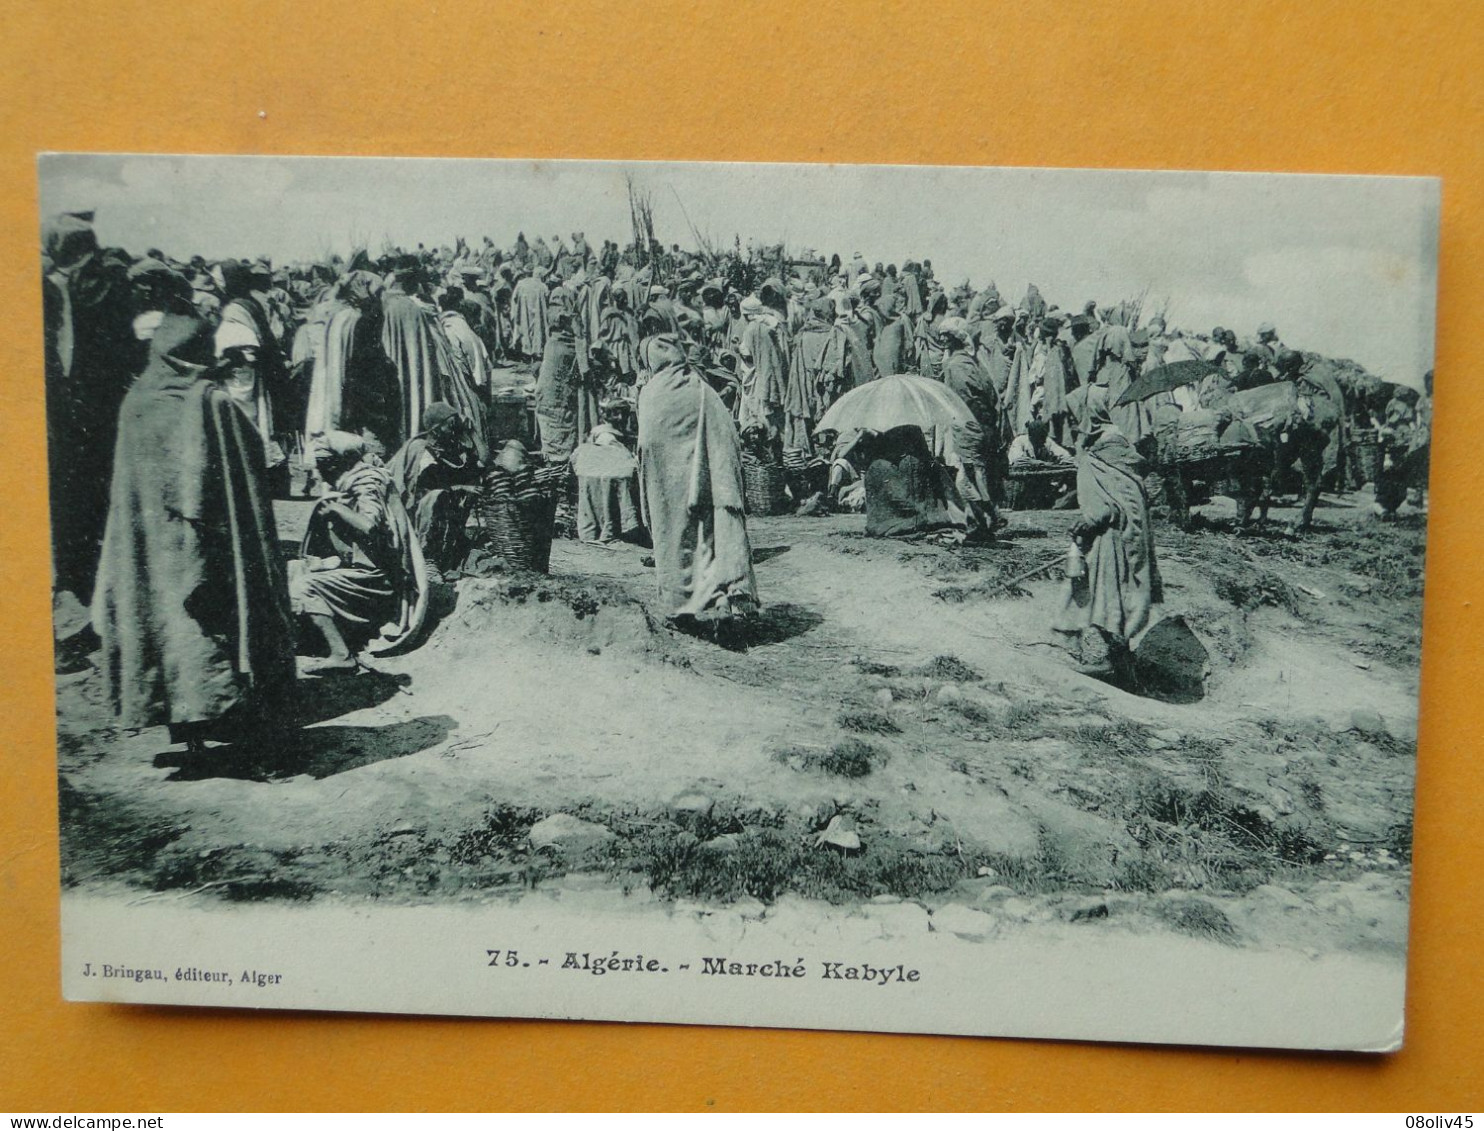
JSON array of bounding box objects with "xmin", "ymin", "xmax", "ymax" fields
[{"xmin": 39, "ymin": 154, "xmax": 1439, "ymax": 387}]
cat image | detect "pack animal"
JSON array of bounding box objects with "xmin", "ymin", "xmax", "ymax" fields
[{"xmin": 1215, "ymin": 376, "xmax": 1345, "ymax": 532}]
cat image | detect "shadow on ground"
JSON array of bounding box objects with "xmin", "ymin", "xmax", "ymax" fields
[
  {"xmin": 706, "ymin": 601, "xmax": 825, "ymax": 652},
  {"xmin": 155, "ymin": 714, "xmax": 457, "ymax": 782},
  {"xmin": 751, "ymin": 544, "xmax": 792, "ymax": 565}
]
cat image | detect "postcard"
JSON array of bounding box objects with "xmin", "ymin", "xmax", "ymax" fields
[{"xmin": 42, "ymin": 155, "xmax": 1435, "ymax": 1049}]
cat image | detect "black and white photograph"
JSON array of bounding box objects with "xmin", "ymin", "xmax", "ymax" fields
[{"xmin": 42, "ymin": 155, "xmax": 1436, "ymax": 1049}]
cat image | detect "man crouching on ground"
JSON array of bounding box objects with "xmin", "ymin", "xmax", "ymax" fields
[{"xmin": 291, "ymin": 430, "xmax": 428, "ymax": 672}]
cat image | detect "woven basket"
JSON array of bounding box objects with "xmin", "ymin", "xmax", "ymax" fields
[
  {"xmin": 1004, "ymin": 466, "xmax": 1075, "ymax": 511},
  {"xmin": 480, "ymin": 466, "xmax": 561, "ymax": 573},
  {"xmin": 741, "ymin": 450, "xmax": 790, "ymax": 515}
]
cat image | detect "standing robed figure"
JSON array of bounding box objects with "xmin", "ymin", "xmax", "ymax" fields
[
  {"xmin": 91, "ymin": 313, "xmax": 296, "ymax": 752},
  {"xmin": 637, "ymin": 333, "xmax": 759, "ymax": 627}
]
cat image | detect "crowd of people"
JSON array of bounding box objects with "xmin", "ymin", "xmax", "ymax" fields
[{"xmin": 42, "ymin": 210, "xmax": 1433, "ymax": 750}]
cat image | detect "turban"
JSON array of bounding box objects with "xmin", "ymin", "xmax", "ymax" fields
[
  {"xmin": 938, "ymin": 316, "xmax": 971, "ymax": 343},
  {"xmin": 312, "ymin": 430, "xmax": 366, "ymax": 462},
  {"xmin": 1257, "ymin": 321, "xmax": 1277, "ymax": 336},
  {"xmin": 214, "ymin": 259, "xmax": 256, "ymax": 297},
  {"xmin": 990, "ymin": 305, "xmax": 1015, "ymax": 323},
  {"xmin": 421, "ymin": 401, "xmax": 458, "ymax": 433},
  {"xmin": 126, "ymin": 256, "xmax": 175, "ymax": 282}
]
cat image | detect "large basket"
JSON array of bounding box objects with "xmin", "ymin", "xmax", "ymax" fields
[
  {"xmin": 741, "ymin": 450, "xmax": 790, "ymax": 515},
  {"xmin": 480, "ymin": 465, "xmax": 562, "ymax": 573},
  {"xmin": 1004, "ymin": 466, "xmax": 1075, "ymax": 511}
]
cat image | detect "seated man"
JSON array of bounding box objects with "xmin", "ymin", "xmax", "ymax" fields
[
  {"xmin": 291, "ymin": 431, "xmax": 428, "ymax": 672},
  {"xmin": 1007, "ymin": 417, "xmax": 1075, "ymax": 467},
  {"xmin": 387, "ymin": 401, "xmax": 483, "ymax": 574},
  {"xmin": 572, "ymin": 422, "xmax": 645, "ymax": 546},
  {"xmin": 1006, "ymin": 417, "xmax": 1077, "ymax": 510}
]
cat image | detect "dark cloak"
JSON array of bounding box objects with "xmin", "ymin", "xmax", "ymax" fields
[{"xmin": 91, "ymin": 314, "xmax": 296, "ymax": 730}]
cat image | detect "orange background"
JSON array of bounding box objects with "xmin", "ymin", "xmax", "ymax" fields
[{"xmin": 2, "ymin": 0, "xmax": 1481, "ymax": 1112}]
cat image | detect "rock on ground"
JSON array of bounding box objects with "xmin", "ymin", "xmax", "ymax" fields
[{"xmin": 528, "ymin": 813, "xmax": 615, "ymax": 854}]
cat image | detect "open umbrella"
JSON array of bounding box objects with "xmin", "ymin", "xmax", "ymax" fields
[
  {"xmin": 814, "ymin": 373, "xmax": 977, "ymax": 439},
  {"xmin": 1114, "ymin": 358, "xmax": 1225, "ymax": 407}
]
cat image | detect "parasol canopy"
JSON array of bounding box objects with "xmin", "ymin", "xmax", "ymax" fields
[
  {"xmin": 1115, "ymin": 359, "xmax": 1225, "ymax": 407},
  {"xmin": 814, "ymin": 373, "xmax": 977, "ymax": 439}
]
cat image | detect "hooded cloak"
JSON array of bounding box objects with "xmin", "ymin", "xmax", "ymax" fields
[
  {"xmin": 637, "ymin": 355, "xmax": 758, "ymax": 619},
  {"xmin": 91, "ymin": 313, "xmax": 296, "ymax": 729}
]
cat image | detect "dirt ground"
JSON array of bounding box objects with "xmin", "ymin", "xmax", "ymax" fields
[{"xmin": 56, "ymin": 485, "xmax": 1425, "ymax": 962}]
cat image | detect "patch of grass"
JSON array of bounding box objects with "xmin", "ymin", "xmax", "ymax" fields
[
  {"xmin": 1383, "ymin": 820, "xmax": 1414, "ymax": 864},
  {"xmin": 1104, "ymin": 762, "xmax": 1333, "ymax": 894},
  {"xmin": 821, "ymin": 738, "xmax": 885, "ymax": 777},
  {"xmin": 1258, "ymin": 518, "xmax": 1426, "ymax": 601},
  {"xmin": 772, "ymin": 738, "xmax": 887, "ymax": 778},
  {"xmin": 1155, "ymin": 897, "xmax": 1238, "ymax": 943},
  {"xmin": 836, "ymin": 710, "xmax": 900, "ymax": 735},
  {"xmin": 1211, "ymin": 567, "xmax": 1301, "ymax": 615},
  {"xmin": 947, "ymin": 698, "xmax": 997, "ymax": 725},
  {"xmin": 603, "ymin": 823, "xmax": 974, "ymax": 905},
  {"xmin": 1003, "ymin": 700, "xmax": 1048, "ymax": 733},
  {"xmin": 1112, "ymin": 853, "xmax": 1175, "ymax": 893},
  {"xmin": 913, "ymin": 655, "xmax": 982, "ymax": 683},
  {"xmin": 446, "ymin": 805, "xmax": 545, "ymax": 865},
  {"xmin": 1067, "ymin": 718, "xmax": 1151, "ymax": 760},
  {"xmin": 851, "ymin": 658, "xmax": 901, "ymax": 677},
  {"xmin": 1294, "ymin": 771, "xmax": 1325, "ymax": 811}
]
